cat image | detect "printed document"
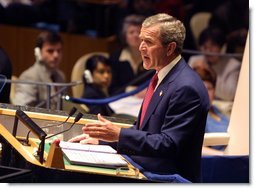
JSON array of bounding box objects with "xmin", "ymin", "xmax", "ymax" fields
[{"xmin": 60, "ymin": 141, "xmax": 128, "ymax": 169}]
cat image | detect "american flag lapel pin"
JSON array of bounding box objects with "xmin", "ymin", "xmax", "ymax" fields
[{"xmin": 159, "ymin": 90, "xmax": 163, "ymax": 96}]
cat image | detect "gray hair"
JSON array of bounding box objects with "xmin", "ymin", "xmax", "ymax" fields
[
  {"xmin": 142, "ymin": 13, "xmax": 186, "ymax": 54},
  {"xmin": 121, "ymin": 14, "xmax": 145, "ymax": 45}
]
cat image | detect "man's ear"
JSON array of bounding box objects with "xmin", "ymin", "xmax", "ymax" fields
[{"xmin": 166, "ymin": 42, "xmax": 177, "ymax": 56}]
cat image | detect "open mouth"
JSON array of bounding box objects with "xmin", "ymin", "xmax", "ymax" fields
[{"xmin": 143, "ymin": 55, "xmax": 149, "ymax": 60}]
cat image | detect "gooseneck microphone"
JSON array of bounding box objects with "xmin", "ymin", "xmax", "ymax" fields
[
  {"xmin": 45, "ymin": 112, "xmax": 83, "ymax": 140},
  {"xmin": 41, "ymin": 107, "xmax": 77, "ymax": 129},
  {"xmin": 36, "ymin": 112, "xmax": 83, "ymax": 162},
  {"xmin": 26, "ymin": 107, "xmax": 77, "ymax": 144}
]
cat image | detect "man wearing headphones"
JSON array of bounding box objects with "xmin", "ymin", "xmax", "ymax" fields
[{"xmin": 13, "ymin": 31, "xmax": 65, "ymax": 109}]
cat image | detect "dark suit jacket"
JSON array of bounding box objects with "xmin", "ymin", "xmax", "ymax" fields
[{"xmin": 117, "ymin": 58, "xmax": 209, "ymax": 182}]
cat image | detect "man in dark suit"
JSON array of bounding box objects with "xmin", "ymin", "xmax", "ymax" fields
[{"xmin": 69, "ymin": 13, "xmax": 209, "ymax": 182}]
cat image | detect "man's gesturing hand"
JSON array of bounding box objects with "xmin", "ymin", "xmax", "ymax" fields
[{"xmin": 82, "ymin": 114, "xmax": 121, "ymax": 142}]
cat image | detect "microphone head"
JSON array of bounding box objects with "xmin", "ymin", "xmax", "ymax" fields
[
  {"xmin": 53, "ymin": 138, "xmax": 61, "ymax": 147},
  {"xmin": 69, "ymin": 107, "xmax": 77, "ymax": 116},
  {"xmin": 74, "ymin": 112, "xmax": 83, "ymax": 123}
]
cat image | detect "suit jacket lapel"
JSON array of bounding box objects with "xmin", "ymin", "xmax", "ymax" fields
[
  {"xmin": 140, "ymin": 84, "xmax": 167, "ymax": 129},
  {"xmin": 140, "ymin": 59, "xmax": 187, "ymax": 130}
]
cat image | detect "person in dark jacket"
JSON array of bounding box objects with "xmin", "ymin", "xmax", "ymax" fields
[
  {"xmin": 82, "ymin": 55, "xmax": 114, "ymax": 116},
  {"xmin": 109, "ymin": 14, "xmax": 153, "ymax": 94}
]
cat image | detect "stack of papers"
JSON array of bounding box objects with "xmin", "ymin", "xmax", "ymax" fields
[
  {"xmin": 109, "ymin": 96, "xmax": 143, "ymax": 117},
  {"xmin": 60, "ymin": 141, "xmax": 128, "ymax": 169}
]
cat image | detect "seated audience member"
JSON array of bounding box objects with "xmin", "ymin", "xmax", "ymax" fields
[
  {"xmin": 13, "ymin": 30, "xmax": 65, "ymax": 109},
  {"xmin": 225, "ymin": 28, "xmax": 248, "ymax": 61},
  {"xmin": 0, "ymin": 46, "xmax": 12, "ymax": 103},
  {"xmin": 188, "ymin": 26, "xmax": 241, "ymax": 101},
  {"xmin": 82, "ymin": 55, "xmax": 114, "ymax": 116},
  {"xmin": 109, "ymin": 14, "xmax": 153, "ymax": 94},
  {"xmin": 193, "ymin": 66, "xmax": 229, "ymax": 155}
]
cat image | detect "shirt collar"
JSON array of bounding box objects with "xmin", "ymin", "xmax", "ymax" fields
[
  {"xmin": 119, "ymin": 48, "xmax": 132, "ymax": 62},
  {"xmin": 157, "ymin": 55, "xmax": 181, "ymax": 86}
]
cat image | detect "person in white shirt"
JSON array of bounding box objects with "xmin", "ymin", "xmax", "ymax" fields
[{"xmin": 188, "ymin": 26, "xmax": 241, "ymax": 101}]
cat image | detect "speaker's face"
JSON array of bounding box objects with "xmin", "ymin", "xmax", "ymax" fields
[
  {"xmin": 139, "ymin": 25, "xmax": 169, "ymax": 72},
  {"xmin": 41, "ymin": 42, "xmax": 63, "ymax": 70}
]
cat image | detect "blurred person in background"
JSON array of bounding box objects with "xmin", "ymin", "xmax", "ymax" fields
[
  {"xmin": 82, "ymin": 55, "xmax": 114, "ymax": 116},
  {"xmin": 13, "ymin": 30, "xmax": 65, "ymax": 109},
  {"xmin": 193, "ymin": 66, "xmax": 229, "ymax": 155},
  {"xmin": 109, "ymin": 14, "xmax": 153, "ymax": 95},
  {"xmin": 188, "ymin": 26, "xmax": 241, "ymax": 102}
]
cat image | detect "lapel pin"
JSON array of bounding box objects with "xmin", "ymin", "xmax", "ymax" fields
[{"xmin": 159, "ymin": 90, "xmax": 163, "ymax": 96}]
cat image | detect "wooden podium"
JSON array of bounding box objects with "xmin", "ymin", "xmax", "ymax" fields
[{"xmin": 0, "ymin": 105, "xmax": 147, "ymax": 183}]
